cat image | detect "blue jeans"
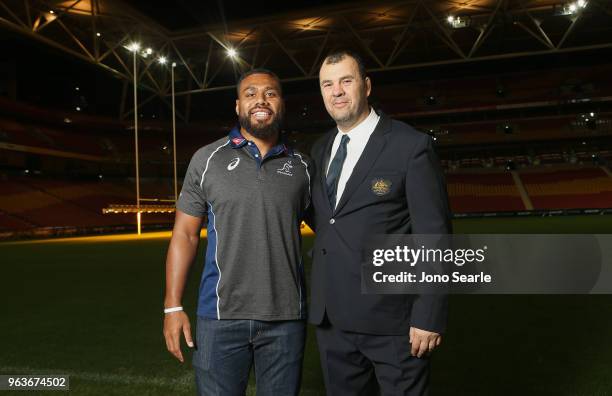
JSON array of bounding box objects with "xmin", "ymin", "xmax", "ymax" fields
[{"xmin": 193, "ymin": 316, "xmax": 305, "ymax": 396}]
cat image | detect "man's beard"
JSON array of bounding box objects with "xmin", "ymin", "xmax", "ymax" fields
[
  {"xmin": 331, "ymin": 98, "xmax": 367, "ymax": 127},
  {"xmin": 333, "ymin": 110, "xmax": 358, "ymax": 125},
  {"xmin": 239, "ymin": 109, "xmax": 283, "ymax": 139}
]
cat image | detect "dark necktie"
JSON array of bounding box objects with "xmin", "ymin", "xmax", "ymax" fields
[{"xmin": 326, "ymin": 134, "xmax": 350, "ymax": 208}]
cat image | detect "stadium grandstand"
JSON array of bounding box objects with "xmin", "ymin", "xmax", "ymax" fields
[{"xmin": 2, "ymin": 57, "xmax": 611, "ymax": 236}]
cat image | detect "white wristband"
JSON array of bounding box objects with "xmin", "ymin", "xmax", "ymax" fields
[{"xmin": 164, "ymin": 306, "xmax": 183, "ymax": 314}]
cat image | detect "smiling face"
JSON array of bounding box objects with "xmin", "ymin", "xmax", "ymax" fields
[
  {"xmin": 319, "ymin": 55, "xmax": 371, "ymax": 131},
  {"xmin": 235, "ymin": 73, "xmax": 284, "ymax": 139}
]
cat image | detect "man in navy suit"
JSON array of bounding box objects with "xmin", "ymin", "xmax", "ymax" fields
[{"xmin": 309, "ymin": 49, "xmax": 452, "ymax": 395}]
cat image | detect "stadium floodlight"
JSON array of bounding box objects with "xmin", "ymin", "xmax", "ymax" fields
[
  {"xmin": 127, "ymin": 42, "xmax": 141, "ymax": 52},
  {"xmin": 561, "ymin": 0, "xmax": 588, "ymax": 15},
  {"xmin": 447, "ymin": 15, "xmax": 470, "ymax": 28},
  {"xmin": 227, "ymin": 48, "xmax": 238, "ymax": 58}
]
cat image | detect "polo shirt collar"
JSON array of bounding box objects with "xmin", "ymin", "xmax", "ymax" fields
[
  {"xmin": 229, "ymin": 127, "xmax": 248, "ymax": 148},
  {"xmin": 228, "ymin": 126, "xmax": 294, "ymax": 158}
]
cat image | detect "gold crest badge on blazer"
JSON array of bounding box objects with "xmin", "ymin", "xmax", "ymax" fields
[{"xmin": 371, "ymin": 178, "xmax": 392, "ymax": 196}]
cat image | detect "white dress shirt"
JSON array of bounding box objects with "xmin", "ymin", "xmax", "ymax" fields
[{"xmin": 326, "ymin": 107, "xmax": 381, "ymax": 208}]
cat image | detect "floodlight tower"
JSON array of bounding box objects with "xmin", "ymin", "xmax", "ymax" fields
[
  {"xmin": 157, "ymin": 56, "xmax": 179, "ymax": 202},
  {"xmin": 128, "ymin": 41, "xmax": 142, "ymax": 235}
]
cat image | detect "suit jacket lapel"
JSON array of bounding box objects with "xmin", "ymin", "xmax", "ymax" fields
[
  {"xmin": 333, "ymin": 114, "xmax": 392, "ymax": 215},
  {"xmin": 319, "ymin": 128, "xmax": 337, "ymax": 213}
]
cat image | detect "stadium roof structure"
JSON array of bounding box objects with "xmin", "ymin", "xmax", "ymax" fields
[{"xmin": 2, "ymin": 0, "xmax": 612, "ymax": 105}]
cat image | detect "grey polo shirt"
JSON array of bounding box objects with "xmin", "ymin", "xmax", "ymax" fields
[{"xmin": 176, "ymin": 127, "xmax": 311, "ymax": 320}]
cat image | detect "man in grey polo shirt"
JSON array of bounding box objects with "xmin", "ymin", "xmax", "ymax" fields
[{"xmin": 163, "ymin": 69, "xmax": 311, "ymax": 395}]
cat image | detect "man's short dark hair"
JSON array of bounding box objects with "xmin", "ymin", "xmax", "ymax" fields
[
  {"xmin": 321, "ymin": 49, "xmax": 367, "ymax": 80},
  {"xmin": 236, "ymin": 68, "xmax": 282, "ymax": 97}
]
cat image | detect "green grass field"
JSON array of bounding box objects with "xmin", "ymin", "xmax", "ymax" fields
[{"xmin": 1, "ymin": 215, "xmax": 612, "ymax": 395}]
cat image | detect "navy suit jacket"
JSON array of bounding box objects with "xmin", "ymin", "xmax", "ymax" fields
[{"xmin": 308, "ymin": 112, "xmax": 452, "ymax": 335}]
